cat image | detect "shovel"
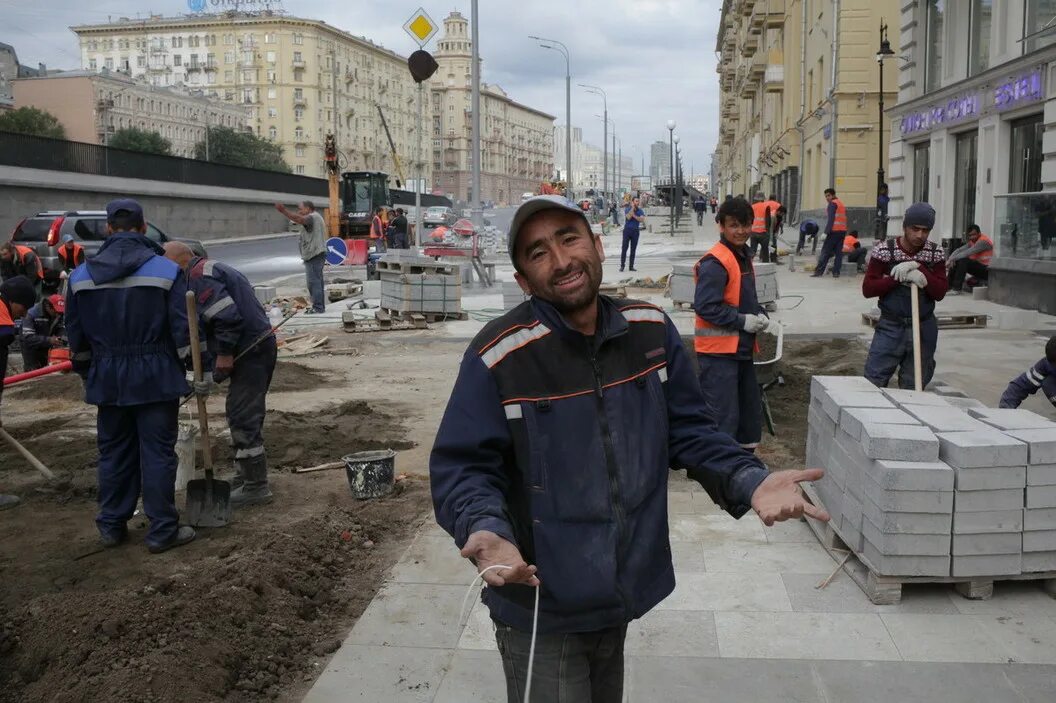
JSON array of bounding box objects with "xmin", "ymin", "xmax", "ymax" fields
[
  {"xmin": 910, "ymin": 285, "xmax": 924, "ymax": 392},
  {"xmin": 184, "ymin": 291, "xmax": 232, "ymax": 527}
]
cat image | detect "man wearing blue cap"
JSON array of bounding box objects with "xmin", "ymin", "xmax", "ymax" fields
[
  {"xmin": 65, "ymin": 198, "xmax": 201, "ymax": 553},
  {"xmin": 862, "ymin": 202, "xmax": 949, "ymax": 388}
]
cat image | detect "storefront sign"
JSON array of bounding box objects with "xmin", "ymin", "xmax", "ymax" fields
[
  {"xmin": 187, "ymin": 0, "xmax": 284, "ymax": 12},
  {"xmin": 900, "ymin": 94, "xmax": 980, "ymax": 136},
  {"xmin": 994, "ymin": 70, "xmax": 1044, "ymax": 110}
]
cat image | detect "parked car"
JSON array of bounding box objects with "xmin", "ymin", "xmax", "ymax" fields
[
  {"xmin": 423, "ymin": 206, "xmax": 457, "ymax": 228},
  {"xmin": 10, "ymin": 210, "xmax": 208, "ymax": 273},
  {"xmin": 521, "ymin": 192, "xmax": 535, "ymax": 202}
]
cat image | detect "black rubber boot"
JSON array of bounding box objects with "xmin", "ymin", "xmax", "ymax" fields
[
  {"xmin": 0, "ymin": 494, "xmax": 21, "ymax": 511},
  {"xmin": 148, "ymin": 525, "xmax": 196, "ymax": 554},
  {"xmin": 231, "ymin": 455, "xmax": 273, "ymax": 507}
]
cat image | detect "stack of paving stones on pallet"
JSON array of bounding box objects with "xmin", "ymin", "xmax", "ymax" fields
[{"xmin": 807, "ymin": 376, "xmax": 1056, "ymax": 582}]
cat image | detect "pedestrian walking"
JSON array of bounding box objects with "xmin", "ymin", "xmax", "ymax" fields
[
  {"xmin": 620, "ymin": 196, "xmax": 645, "ymax": 272},
  {"xmin": 19, "ymin": 294, "xmax": 65, "ymax": 371},
  {"xmin": 430, "ymin": 194, "xmax": 828, "ymax": 703},
  {"xmin": 693, "ymin": 195, "xmax": 707, "ymax": 226},
  {"xmin": 710, "ymin": 197, "xmax": 718, "ymax": 214},
  {"xmin": 164, "ymin": 243, "xmax": 278, "ymax": 507},
  {"xmin": 694, "ymin": 196, "xmax": 780, "ymax": 450},
  {"xmin": 812, "ymin": 188, "xmax": 849, "ymax": 278},
  {"xmin": 876, "ymin": 183, "xmax": 890, "ymax": 240},
  {"xmin": 862, "ymin": 202, "xmax": 948, "ymax": 389},
  {"xmin": 65, "ymin": 199, "xmax": 200, "ymax": 553},
  {"xmin": 0, "ymin": 275, "xmax": 36, "ymax": 511},
  {"xmin": 609, "ymin": 200, "xmax": 619, "ymax": 227},
  {"xmin": 275, "ymin": 201, "xmax": 327, "ymax": 314}
]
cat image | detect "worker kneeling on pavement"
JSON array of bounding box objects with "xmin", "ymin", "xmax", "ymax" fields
[
  {"xmin": 694, "ymin": 196, "xmax": 780, "ymax": 452},
  {"xmin": 1000, "ymin": 335, "xmax": 1056, "ymax": 410},
  {"xmin": 862, "ymin": 202, "xmax": 949, "ymax": 389},
  {"xmin": 164, "ymin": 242, "xmax": 277, "ymax": 506},
  {"xmin": 66, "ymin": 199, "xmax": 200, "ymax": 553},
  {"xmin": 0, "ymin": 276, "xmax": 37, "ymax": 511},
  {"xmin": 19, "ymin": 294, "xmax": 66, "ymax": 372}
]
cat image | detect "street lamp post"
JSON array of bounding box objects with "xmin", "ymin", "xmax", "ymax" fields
[
  {"xmin": 876, "ymin": 22, "xmax": 896, "ymax": 239},
  {"xmin": 471, "ymin": 0, "xmax": 482, "ymax": 228},
  {"xmin": 580, "ymin": 84, "xmax": 607, "ymax": 201},
  {"xmin": 532, "ymin": 36, "xmax": 572, "ymax": 200},
  {"xmin": 667, "ymin": 120, "xmax": 676, "ymax": 238},
  {"xmin": 673, "ymin": 134, "xmax": 681, "ymax": 227}
]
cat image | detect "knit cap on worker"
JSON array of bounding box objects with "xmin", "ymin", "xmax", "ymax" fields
[
  {"xmin": 506, "ymin": 195, "xmax": 591, "ymax": 263},
  {"xmin": 0, "ymin": 275, "xmax": 37, "ymax": 310},
  {"xmin": 903, "ymin": 202, "xmax": 936, "ymax": 231},
  {"xmin": 105, "ymin": 198, "xmax": 145, "ymax": 228}
]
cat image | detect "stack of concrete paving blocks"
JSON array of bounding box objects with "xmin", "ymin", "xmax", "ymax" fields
[
  {"xmin": 668, "ymin": 262, "xmax": 778, "ymax": 309},
  {"xmin": 378, "ymin": 255, "xmax": 462, "ymax": 316},
  {"xmin": 502, "ymin": 281, "xmax": 530, "ymax": 311},
  {"xmin": 669, "ymin": 264, "xmax": 696, "ymax": 308}
]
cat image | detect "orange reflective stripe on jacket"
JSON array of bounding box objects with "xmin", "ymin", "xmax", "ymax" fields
[
  {"xmin": 750, "ymin": 202, "xmax": 769, "ymax": 234},
  {"xmin": 969, "ymin": 234, "xmax": 994, "ymax": 266},
  {"xmin": 694, "ymin": 242, "xmax": 743, "ymax": 355},
  {"xmin": 843, "ymin": 235, "xmax": 858, "ymax": 254},
  {"xmin": 832, "ymin": 198, "xmax": 848, "ymax": 232},
  {"xmin": 0, "ymin": 301, "xmax": 13, "ymax": 328}
]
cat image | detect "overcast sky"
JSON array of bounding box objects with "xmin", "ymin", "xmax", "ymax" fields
[{"xmin": 4, "ymin": 0, "xmax": 723, "ymax": 177}]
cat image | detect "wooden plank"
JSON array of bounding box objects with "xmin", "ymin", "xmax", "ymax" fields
[
  {"xmin": 375, "ymin": 309, "xmax": 392, "ymax": 329},
  {"xmin": 410, "ymin": 313, "xmax": 428, "ymax": 329}
]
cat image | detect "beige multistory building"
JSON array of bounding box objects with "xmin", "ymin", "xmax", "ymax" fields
[
  {"xmin": 12, "ymin": 70, "xmax": 247, "ymax": 157},
  {"xmin": 429, "ymin": 12, "xmax": 554, "ymax": 205},
  {"xmin": 714, "ymin": 0, "xmax": 899, "ymax": 232}
]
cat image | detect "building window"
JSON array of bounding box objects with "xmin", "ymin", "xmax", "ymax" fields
[
  {"xmin": 969, "ymin": 0, "xmax": 992, "ymax": 76},
  {"xmin": 293, "ymin": 33, "xmax": 304, "ymax": 45},
  {"xmin": 224, "ymin": 34, "xmax": 234, "ymax": 45},
  {"xmin": 296, "ymin": 146, "xmax": 305, "ymax": 157},
  {"xmin": 1025, "ymin": 0, "xmax": 1056, "ymax": 51},
  {"xmin": 268, "ymin": 126, "xmax": 277, "ymax": 140},
  {"xmin": 224, "ymin": 51, "xmax": 235, "ymax": 64},
  {"xmin": 137, "ymin": 56, "xmax": 145, "ymax": 68},
  {"xmin": 1009, "ymin": 114, "xmax": 1044, "ymax": 193},
  {"xmin": 268, "ymin": 87, "xmax": 276, "ymax": 99},
  {"xmin": 264, "ymin": 33, "xmax": 276, "ymax": 44},
  {"xmin": 953, "ymin": 130, "xmax": 979, "ymax": 236},
  {"xmin": 266, "ymin": 51, "xmax": 276, "ymax": 63},
  {"xmin": 174, "ymin": 54, "xmax": 182, "ymax": 66},
  {"xmin": 294, "ymin": 88, "xmax": 303, "ymax": 99},
  {"xmin": 293, "ymin": 51, "xmax": 303, "ymax": 62},
  {"xmin": 925, "ymin": 0, "xmax": 944, "ymax": 92},
  {"xmin": 225, "ymin": 70, "xmax": 233, "ymax": 82},
  {"xmin": 104, "ymin": 58, "xmax": 113, "ymax": 70},
  {"xmin": 268, "ymin": 107, "xmax": 278, "ymax": 118},
  {"xmin": 267, "ymin": 70, "xmax": 276, "ymax": 82},
  {"xmin": 294, "ymin": 69, "xmax": 303, "ymax": 82},
  {"xmin": 295, "ymin": 127, "xmax": 304, "ymax": 140},
  {"xmin": 296, "ymin": 165, "xmax": 305, "ymax": 174},
  {"xmin": 295, "ymin": 108, "xmax": 304, "ymax": 121},
  {"xmin": 89, "ymin": 58, "xmax": 97, "ymax": 70}
]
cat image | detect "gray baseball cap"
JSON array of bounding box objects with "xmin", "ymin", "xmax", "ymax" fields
[{"xmin": 507, "ymin": 195, "xmax": 591, "ymax": 261}]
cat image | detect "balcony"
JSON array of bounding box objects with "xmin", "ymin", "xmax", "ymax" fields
[
  {"xmin": 749, "ymin": 52, "xmax": 766, "ymax": 79},
  {"xmin": 740, "ymin": 29, "xmax": 759, "ymax": 57},
  {"xmin": 291, "ymin": 59, "xmax": 305, "ymax": 69},
  {"xmin": 764, "ymin": 49, "xmax": 784, "ymax": 92},
  {"xmin": 293, "ymin": 95, "xmax": 307, "ymax": 107},
  {"xmin": 204, "ymin": 62, "xmax": 218, "ymax": 72},
  {"xmin": 185, "ymin": 64, "xmax": 202, "ymax": 72},
  {"xmin": 739, "ymin": 0, "xmax": 755, "ymax": 16}
]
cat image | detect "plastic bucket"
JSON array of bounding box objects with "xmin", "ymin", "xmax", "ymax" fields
[
  {"xmin": 343, "ymin": 449, "xmax": 395, "ymax": 499},
  {"xmin": 175, "ymin": 422, "xmax": 199, "ymax": 492}
]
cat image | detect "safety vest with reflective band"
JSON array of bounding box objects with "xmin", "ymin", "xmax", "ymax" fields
[
  {"xmin": 843, "ymin": 235, "xmax": 859, "ymax": 254},
  {"xmin": 694, "ymin": 242, "xmax": 756, "ymax": 355},
  {"xmin": 831, "ymin": 198, "xmax": 848, "ymax": 232},
  {"xmin": 969, "ymin": 234, "xmax": 994, "ymax": 266},
  {"xmin": 58, "ymin": 242, "xmax": 86, "ymax": 270},
  {"xmin": 750, "ymin": 202, "xmax": 769, "ymax": 234},
  {"xmin": 370, "ymin": 216, "xmax": 384, "ymax": 240},
  {"xmin": 0, "ymin": 299, "xmax": 13, "ymax": 332},
  {"xmin": 13, "ymin": 245, "xmax": 43, "ymax": 280}
]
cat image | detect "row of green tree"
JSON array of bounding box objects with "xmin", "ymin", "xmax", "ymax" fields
[{"xmin": 0, "ymin": 106, "xmax": 292, "ymax": 173}]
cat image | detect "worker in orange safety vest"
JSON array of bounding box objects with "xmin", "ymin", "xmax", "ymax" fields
[
  {"xmin": 812, "ymin": 187, "xmax": 849, "ymax": 278},
  {"xmin": 946, "ymin": 223, "xmax": 994, "ymax": 293}
]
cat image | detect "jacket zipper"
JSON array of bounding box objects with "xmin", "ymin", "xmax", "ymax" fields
[{"xmin": 588, "ymin": 345, "xmax": 631, "ymax": 616}]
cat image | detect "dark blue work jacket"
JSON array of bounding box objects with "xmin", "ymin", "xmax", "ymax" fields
[{"xmin": 187, "ymin": 257, "xmax": 272, "ymax": 358}]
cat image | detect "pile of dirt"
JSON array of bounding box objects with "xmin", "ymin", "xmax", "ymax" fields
[
  {"xmin": 268, "ymin": 361, "xmax": 333, "ymax": 394},
  {"xmin": 4, "ymin": 372, "xmax": 85, "ymax": 403}
]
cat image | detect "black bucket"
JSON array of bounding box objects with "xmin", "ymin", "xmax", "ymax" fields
[{"xmin": 343, "ymin": 449, "xmax": 395, "ymax": 499}]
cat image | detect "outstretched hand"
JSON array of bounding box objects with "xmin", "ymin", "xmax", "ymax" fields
[
  {"xmin": 461, "ymin": 530, "xmax": 540, "ymax": 587},
  {"xmin": 751, "ymin": 469, "xmax": 830, "ymax": 526}
]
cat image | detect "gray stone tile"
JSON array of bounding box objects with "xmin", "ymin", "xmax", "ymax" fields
[
  {"xmin": 667, "ymin": 514, "xmax": 767, "ymax": 543},
  {"xmin": 668, "ymin": 540, "xmax": 707, "ymax": 572},
  {"xmin": 974, "ymin": 614, "xmax": 1056, "ymax": 665},
  {"xmin": 702, "ymin": 542, "xmax": 838, "ymax": 574},
  {"xmin": 658, "ymin": 571, "xmax": 791, "ymax": 612},
  {"xmin": 456, "ymin": 599, "xmax": 496, "ymax": 651},
  {"xmin": 302, "ymin": 644, "xmax": 453, "ymax": 703},
  {"xmin": 433, "ymin": 649, "xmax": 506, "ymax": 703},
  {"xmin": 715, "ymin": 611, "xmax": 901, "ymax": 661},
  {"xmin": 813, "ymin": 660, "xmax": 1041, "ymax": 703},
  {"xmin": 760, "ymin": 516, "xmax": 817, "ymax": 543},
  {"xmin": 1002, "ymin": 664, "xmax": 1056, "ymax": 702},
  {"xmin": 627, "ymin": 656, "xmax": 822, "ymax": 702},
  {"xmin": 781, "ymin": 574, "xmax": 960, "ymax": 614},
  {"xmin": 948, "ymin": 581, "xmax": 1056, "ymax": 617},
  {"xmin": 348, "ymin": 583, "xmax": 466, "ymax": 649},
  {"xmin": 625, "ymin": 610, "xmax": 719, "ymax": 658},
  {"xmin": 668, "ymin": 489, "xmax": 723, "ymax": 516},
  {"xmin": 389, "ymin": 534, "xmax": 476, "ymax": 586},
  {"xmin": 880, "ymin": 613, "xmax": 1010, "ymax": 663}
]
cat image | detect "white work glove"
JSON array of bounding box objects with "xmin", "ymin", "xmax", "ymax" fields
[
  {"xmin": 763, "ymin": 318, "xmax": 783, "ymax": 336},
  {"xmin": 903, "ymin": 269, "xmax": 927, "ymax": 289},
  {"xmin": 193, "ymin": 379, "xmax": 217, "ymax": 397},
  {"xmin": 890, "ymin": 261, "xmax": 920, "ymax": 282},
  {"xmin": 742, "ymin": 314, "xmax": 769, "ymax": 334}
]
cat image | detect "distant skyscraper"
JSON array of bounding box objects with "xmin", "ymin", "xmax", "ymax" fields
[{"xmin": 650, "ymin": 140, "xmax": 669, "ymax": 181}]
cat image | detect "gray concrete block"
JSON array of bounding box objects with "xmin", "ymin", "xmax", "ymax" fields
[
  {"xmin": 252, "ymin": 285, "xmax": 277, "ymax": 305},
  {"xmin": 1022, "ymin": 530, "xmax": 1056, "ymax": 553},
  {"xmin": 954, "ymin": 466, "xmax": 1026, "ymax": 491},
  {"xmin": 860, "ymin": 423, "xmax": 939, "ymax": 462},
  {"xmin": 806, "ymin": 423, "xmax": 834, "ymax": 471},
  {"xmin": 863, "ymin": 480, "xmax": 954, "ymax": 514},
  {"xmin": 1021, "ymin": 550, "xmax": 1056, "ymax": 572},
  {"xmin": 833, "ymin": 430, "xmax": 871, "ymax": 496},
  {"xmin": 954, "ymin": 488, "xmax": 1025, "ymax": 512},
  {"xmin": 1024, "ymin": 507, "xmax": 1056, "ymax": 531},
  {"xmin": 838, "ymin": 407, "xmax": 920, "ymax": 442},
  {"xmin": 929, "ymin": 381, "xmax": 969, "ymax": 398},
  {"xmin": 1027, "ymin": 464, "xmax": 1056, "ymax": 486},
  {"xmin": 1002, "ymin": 428, "xmax": 1056, "ymax": 465},
  {"xmin": 821, "ymin": 390, "xmax": 896, "ymax": 423},
  {"xmin": 861, "ymin": 539, "xmax": 951, "ymax": 577},
  {"xmin": 810, "ymin": 375, "xmax": 880, "ymax": 399},
  {"xmin": 881, "ymin": 389, "xmax": 953, "ymax": 407},
  {"xmin": 862, "ymin": 516, "xmax": 951, "ymax": 556},
  {"xmin": 952, "ymin": 510, "xmax": 1023, "ymax": 535},
  {"xmin": 821, "ymin": 442, "xmax": 848, "ymax": 489},
  {"xmin": 950, "ymin": 553, "xmax": 1022, "ymax": 577},
  {"xmin": 869, "ymin": 459, "xmax": 955, "ymax": 492},
  {"xmin": 815, "ymin": 481, "xmax": 843, "ymax": 523},
  {"xmin": 968, "ymin": 408, "xmax": 1056, "ymax": 430},
  {"xmin": 935, "ymin": 431, "xmax": 1029, "ymax": 468},
  {"xmin": 840, "ymin": 493, "xmax": 864, "ymax": 553},
  {"xmin": 862, "ymin": 495, "xmax": 953, "ymax": 534},
  {"xmin": 951, "ymin": 532, "xmax": 1023, "ymax": 556},
  {"xmin": 1026, "ymin": 485, "xmax": 1056, "ymax": 509},
  {"xmin": 901, "ymin": 405, "xmax": 993, "ymax": 433},
  {"xmin": 945, "ymin": 397, "xmax": 987, "ymax": 411}
]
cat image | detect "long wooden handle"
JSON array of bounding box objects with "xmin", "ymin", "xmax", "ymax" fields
[
  {"xmin": 910, "ymin": 284, "xmax": 924, "ymax": 392},
  {"xmin": 185, "ymin": 291, "xmax": 213, "ymax": 476},
  {"xmin": 0, "ymin": 427, "xmax": 55, "ymax": 480}
]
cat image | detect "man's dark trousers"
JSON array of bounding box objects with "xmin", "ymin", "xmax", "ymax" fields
[
  {"xmin": 815, "ymin": 232, "xmax": 845, "ymax": 276},
  {"xmin": 304, "ymin": 253, "xmax": 326, "ymax": 312},
  {"xmin": 696, "ymin": 354, "xmax": 763, "ymax": 449},
  {"xmin": 949, "ymin": 258, "xmax": 988, "ymax": 291},
  {"xmin": 620, "ymin": 230, "xmax": 639, "ymax": 270},
  {"xmin": 96, "ymin": 400, "xmax": 180, "ymax": 547},
  {"xmin": 496, "ymin": 621, "xmax": 627, "ymax": 703},
  {"xmin": 225, "ymin": 337, "xmax": 278, "ymax": 480},
  {"xmin": 864, "ymin": 317, "xmax": 938, "ymax": 389},
  {"xmin": 751, "ymin": 233, "xmax": 771, "ymax": 263}
]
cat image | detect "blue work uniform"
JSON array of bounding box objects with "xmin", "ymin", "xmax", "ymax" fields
[
  {"xmin": 186, "ymin": 257, "xmax": 277, "ymax": 483},
  {"xmin": 1000, "ymin": 358, "xmax": 1056, "ymax": 409},
  {"xmin": 19, "ymin": 302, "xmax": 64, "ymax": 371},
  {"xmin": 621, "ymin": 206, "xmax": 644, "ymax": 271},
  {"xmin": 65, "ymin": 231, "xmax": 193, "ymax": 548}
]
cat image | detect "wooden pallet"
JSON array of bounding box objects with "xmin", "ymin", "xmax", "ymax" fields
[
  {"xmin": 381, "ymin": 308, "xmax": 468, "ymax": 323},
  {"xmin": 376, "ymin": 259, "xmax": 459, "ymax": 276},
  {"xmin": 861, "ymin": 310, "xmax": 988, "ymax": 330},
  {"xmin": 801, "ymin": 482, "xmax": 1056, "ymax": 605}
]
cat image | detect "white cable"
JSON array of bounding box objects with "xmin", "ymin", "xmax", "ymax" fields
[{"xmin": 458, "ymin": 565, "xmax": 540, "ymax": 703}]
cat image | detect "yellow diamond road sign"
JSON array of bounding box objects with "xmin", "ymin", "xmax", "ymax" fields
[{"xmin": 403, "ymin": 8, "xmax": 438, "ymax": 47}]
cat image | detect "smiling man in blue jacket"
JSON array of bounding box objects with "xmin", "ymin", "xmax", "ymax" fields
[{"xmin": 430, "ymin": 195, "xmax": 829, "ymax": 702}]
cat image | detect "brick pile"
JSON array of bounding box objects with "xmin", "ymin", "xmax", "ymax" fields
[{"xmin": 807, "ymin": 376, "xmax": 1056, "ymax": 579}]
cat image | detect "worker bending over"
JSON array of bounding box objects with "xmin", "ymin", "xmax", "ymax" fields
[
  {"xmin": 862, "ymin": 202, "xmax": 949, "ymax": 389},
  {"xmin": 66, "ymin": 199, "xmax": 200, "ymax": 553},
  {"xmin": 0, "ymin": 276, "xmax": 36, "ymax": 511},
  {"xmin": 165, "ymin": 242, "xmax": 278, "ymax": 506},
  {"xmin": 19, "ymin": 294, "xmax": 65, "ymax": 371},
  {"xmin": 0, "ymin": 241, "xmax": 43, "ymax": 298},
  {"xmin": 1000, "ymin": 335, "xmax": 1056, "ymax": 410},
  {"xmin": 694, "ymin": 196, "xmax": 779, "ymax": 451}
]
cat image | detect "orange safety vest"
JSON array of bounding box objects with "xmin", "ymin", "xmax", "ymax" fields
[
  {"xmin": 750, "ymin": 202, "xmax": 769, "ymax": 234},
  {"xmin": 831, "ymin": 198, "xmax": 848, "ymax": 232},
  {"xmin": 13, "ymin": 245, "xmax": 43, "ymax": 280},
  {"xmin": 969, "ymin": 234, "xmax": 993, "ymax": 266},
  {"xmin": 58, "ymin": 242, "xmax": 85, "ymax": 270},
  {"xmin": 0, "ymin": 300, "xmax": 13, "ymax": 329},
  {"xmin": 369, "ymin": 215, "xmax": 384, "ymax": 240},
  {"xmin": 693, "ymin": 242, "xmax": 758, "ymax": 355},
  {"xmin": 842, "ymin": 235, "xmax": 859, "ymax": 254}
]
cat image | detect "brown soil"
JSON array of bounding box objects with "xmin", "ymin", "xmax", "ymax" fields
[{"xmin": 267, "ymin": 361, "xmax": 333, "ymax": 394}]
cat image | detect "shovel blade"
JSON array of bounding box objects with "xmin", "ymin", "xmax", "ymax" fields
[{"xmin": 185, "ymin": 478, "xmax": 232, "ymax": 527}]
